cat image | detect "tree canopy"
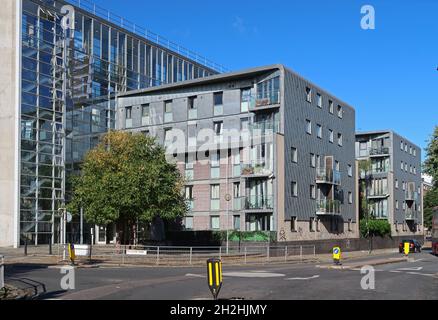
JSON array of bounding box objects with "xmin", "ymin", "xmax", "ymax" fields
[
  {"xmin": 423, "ymin": 125, "xmax": 438, "ymax": 186},
  {"xmin": 67, "ymin": 131, "xmax": 188, "ymax": 243}
]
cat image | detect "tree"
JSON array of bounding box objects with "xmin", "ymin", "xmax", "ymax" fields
[
  {"xmin": 423, "ymin": 187, "xmax": 438, "ymax": 229},
  {"xmin": 423, "ymin": 126, "xmax": 438, "ymax": 187},
  {"xmin": 67, "ymin": 131, "xmax": 188, "ymax": 244}
]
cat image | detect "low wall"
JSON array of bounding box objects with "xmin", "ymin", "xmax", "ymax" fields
[{"xmin": 161, "ymin": 232, "xmax": 424, "ymax": 254}]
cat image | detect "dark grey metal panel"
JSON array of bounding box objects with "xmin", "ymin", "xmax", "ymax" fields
[{"xmin": 283, "ymin": 69, "xmax": 356, "ymax": 223}]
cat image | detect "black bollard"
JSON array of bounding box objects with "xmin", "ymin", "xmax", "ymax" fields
[
  {"xmin": 24, "ymin": 237, "xmax": 28, "ymax": 256},
  {"xmin": 49, "ymin": 235, "xmax": 52, "ymax": 255}
]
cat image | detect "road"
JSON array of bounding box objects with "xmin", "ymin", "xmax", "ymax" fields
[{"xmin": 3, "ymin": 250, "xmax": 438, "ymax": 300}]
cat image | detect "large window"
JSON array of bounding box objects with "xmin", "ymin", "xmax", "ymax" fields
[
  {"xmin": 164, "ymin": 100, "xmax": 173, "ymax": 123},
  {"xmin": 241, "ymin": 88, "xmax": 251, "ymax": 112},
  {"xmin": 211, "ymin": 185, "xmax": 220, "ymax": 210},
  {"xmin": 188, "ymin": 96, "xmax": 198, "ymax": 119},
  {"xmin": 214, "ymin": 92, "xmax": 223, "ymax": 116},
  {"xmin": 257, "ymin": 77, "xmax": 280, "ymax": 104},
  {"xmin": 211, "ymin": 216, "xmax": 220, "ymax": 230}
]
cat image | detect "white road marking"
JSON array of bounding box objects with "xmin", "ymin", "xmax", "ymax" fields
[
  {"xmin": 406, "ymin": 272, "xmax": 436, "ymax": 277},
  {"xmin": 390, "ymin": 270, "xmax": 402, "ymax": 273},
  {"xmin": 409, "ymin": 258, "xmax": 424, "ymax": 263},
  {"xmin": 185, "ymin": 274, "xmax": 207, "ymax": 278},
  {"xmin": 396, "ymin": 267, "xmax": 423, "ymax": 272},
  {"xmin": 223, "ymin": 272, "xmax": 285, "ymax": 278},
  {"xmin": 285, "ymin": 275, "xmax": 320, "ymax": 281}
]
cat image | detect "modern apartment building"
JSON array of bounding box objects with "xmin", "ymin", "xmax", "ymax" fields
[
  {"xmin": 0, "ymin": 0, "xmax": 223, "ymax": 247},
  {"xmin": 116, "ymin": 65, "xmax": 359, "ymax": 242},
  {"xmin": 355, "ymin": 131, "xmax": 423, "ymax": 236}
]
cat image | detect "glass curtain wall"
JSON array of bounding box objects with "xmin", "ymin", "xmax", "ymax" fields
[{"xmin": 20, "ymin": 0, "xmax": 217, "ymax": 244}]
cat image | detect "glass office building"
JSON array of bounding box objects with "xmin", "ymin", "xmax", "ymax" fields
[{"xmin": 19, "ymin": 0, "xmax": 222, "ymax": 245}]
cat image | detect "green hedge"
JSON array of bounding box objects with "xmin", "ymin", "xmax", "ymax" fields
[
  {"xmin": 360, "ymin": 219, "xmax": 391, "ymax": 238},
  {"xmin": 212, "ymin": 231, "xmax": 277, "ymax": 242}
]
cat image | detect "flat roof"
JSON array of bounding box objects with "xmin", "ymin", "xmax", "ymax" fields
[
  {"xmin": 117, "ymin": 64, "xmax": 355, "ymax": 111},
  {"xmin": 356, "ymin": 130, "xmax": 420, "ymax": 148}
]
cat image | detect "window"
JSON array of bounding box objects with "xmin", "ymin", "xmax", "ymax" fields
[
  {"xmin": 291, "ymin": 217, "xmax": 297, "ymax": 232},
  {"xmin": 410, "ymin": 165, "xmax": 412, "ymax": 173},
  {"xmin": 185, "ymin": 185, "xmax": 193, "ymax": 200},
  {"xmin": 211, "ymin": 185, "xmax": 220, "ymax": 210},
  {"xmin": 348, "ymin": 192, "xmax": 353, "ymax": 204},
  {"xmin": 310, "ymin": 153, "xmax": 316, "ymax": 168},
  {"xmin": 405, "ymin": 163, "xmax": 408, "ymax": 172},
  {"xmin": 337, "ymin": 133, "xmax": 343, "ymax": 146},
  {"xmin": 348, "ymin": 165, "xmax": 353, "ymax": 177},
  {"xmin": 337, "ymin": 105, "xmax": 343, "ymax": 118},
  {"xmin": 405, "ymin": 143, "xmax": 408, "ymax": 152},
  {"xmin": 185, "ymin": 217, "xmax": 193, "ymax": 230},
  {"xmin": 409, "ymin": 146, "xmax": 412, "ymax": 155},
  {"xmin": 125, "ymin": 107, "xmax": 132, "ymax": 119},
  {"xmin": 316, "ymin": 155, "xmax": 321, "ymax": 168},
  {"xmin": 317, "ymin": 124, "xmax": 322, "ymax": 139},
  {"xmin": 164, "ymin": 100, "xmax": 173, "ymax": 123},
  {"xmin": 188, "ymin": 96, "xmax": 197, "ymax": 119},
  {"xmin": 306, "ymin": 87, "xmax": 312, "ymax": 102},
  {"xmin": 317, "ymin": 93, "xmax": 322, "ymax": 108},
  {"xmin": 214, "ymin": 121, "xmax": 223, "ymax": 136},
  {"xmin": 329, "ymin": 100, "xmax": 334, "ymax": 114},
  {"xmin": 402, "ymin": 181, "xmax": 406, "ymax": 191},
  {"xmin": 233, "ymin": 182, "xmax": 241, "ymax": 198},
  {"xmin": 291, "ymin": 147, "xmax": 298, "ymax": 163},
  {"xmin": 306, "ymin": 119, "xmax": 312, "ymax": 135},
  {"xmin": 310, "ymin": 185, "xmax": 316, "ymax": 199},
  {"xmin": 413, "ymin": 167, "xmax": 417, "ymax": 175},
  {"xmin": 402, "ymin": 201, "xmax": 406, "ymax": 211},
  {"xmin": 214, "ymin": 92, "xmax": 223, "ymax": 116},
  {"xmin": 335, "ymin": 160, "xmax": 340, "ymax": 171},
  {"xmin": 291, "ymin": 181, "xmax": 298, "ymax": 197},
  {"xmin": 396, "ymin": 201, "xmax": 399, "ymax": 210},
  {"xmin": 233, "ymin": 215, "xmax": 241, "ymax": 230},
  {"xmin": 401, "ymin": 141, "xmax": 404, "ymax": 151},
  {"xmin": 395, "ymin": 179, "xmax": 399, "ymax": 189},
  {"xmin": 348, "ymin": 219, "xmax": 352, "ymax": 232},
  {"xmin": 210, "ymin": 216, "xmax": 220, "ymax": 230},
  {"xmin": 241, "ymin": 88, "xmax": 251, "ymax": 113},
  {"xmin": 401, "ymin": 161, "xmax": 404, "ymax": 171},
  {"xmin": 210, "ymin": 151, "xmax": 220, "ymax": 179},
  {"xmin": 329, "ymin": 129, "xmax": 334, "ymax": 143},
  {"xmin": 413, "ymin": 148, "xmax": 416, "ymax": 157}
]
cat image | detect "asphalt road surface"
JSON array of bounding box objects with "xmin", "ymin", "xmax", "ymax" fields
[{"xmin": 4, "ymin": 250, "xmax": 438, "ymax": 300}]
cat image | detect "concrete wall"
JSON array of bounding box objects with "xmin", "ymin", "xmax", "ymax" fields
[{"xmin": 0, "ymin": 0, "xmax": 21, "ymax": 247}]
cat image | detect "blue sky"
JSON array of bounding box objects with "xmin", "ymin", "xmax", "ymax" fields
[{"xmin": 91, "ymin": 0, "xmax": 437, "ymax": 159}]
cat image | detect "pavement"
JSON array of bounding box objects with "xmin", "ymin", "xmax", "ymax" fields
[{"xmin": 2, "ymin": 249, "xmax": 437, "ymax": 300}]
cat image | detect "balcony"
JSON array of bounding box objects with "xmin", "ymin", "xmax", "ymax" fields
[
  {"xmin": 316, "ymin": 199, "xmax": 341, "ymax": 215},
  {"xmin": 244, "ymin": 195, "xmax": 274, "ymax": 211},
  {"xmin": 241, "ymin": 160, "xmax": 273, "ymax": 178},
  {"xmin": 405, "ymin": 209, "xmax": 418, "ymax": 221},
  {"xmin": 405, "ymin": 191, "xmax": 418, "ymax": 202},
  {"xmin": 369, "ymin": 147, "xmax": 390, "ymax": 157},
  {"xmin": 368, "ymin": 189, "xmax": 389, "ymax": 199},
  {"xmin": 248, "ymin": 91, "xmax": 281, "ymax": 111},
  {"xmin": 316, "ymin": 168, "xmax": 341, "ymax": 185},
  {"xmin": 248, "ymin": 121, "xmax": 280, "ymax": 138}
]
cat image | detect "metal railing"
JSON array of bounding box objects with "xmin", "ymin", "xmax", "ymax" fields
[
  {"xmin": 66, "ymin": 0, "xmax": 228, "ymax": 73},
  {"xmin": 241, "ymin": 160, "xmax": 273, "ymax": 176},
  {"xmin": 405, "ymin": 191, "xmax": 418, "ymax": 201},
  {"xmin": 248, "ymin": 91, "xmax": 281, "ymax": 110},
  {"xmin": 316, "ymin": 168, "xmax": 341, "ymax": 185},
  {"xmin": 55, "ymin": 244, "xmax": 316, "ymax": 266},
  {"xmin": 316, "ymin": 199, "xmax": 341, "ymax": 215},
  {"xmin": 370, "ymin": 147, "xmax": 390, "ymax": 156},
  {"xmin": 244, "ymin": 195, "xmax": 274, "ymax": 210},
  {"xmin": 405, "ymin": 209, "xmax": 418, "ymax": 221}
]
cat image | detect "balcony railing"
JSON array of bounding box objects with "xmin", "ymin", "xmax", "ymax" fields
[
  {"xmin": 316, "ymin": 168, "xmax": 341, "ymax": 185},
  {"xmin": 370, "ymin": 147, "xmax": 390, "ymax": 156},
  {"xmin": 405, "ymin": 191, "xmax": 418, "ymax": 202},
  {"xmin": 241, "ymin": 160, "xmax": 273, "ymax": 177},
  {"xmin": 316, "ymin": 199, "xmax": 341, "ymax": 215},
  {"xmin": 405, "ymin": 209, "xmax": 418, "ymax": 221},
  {"xmin": 244, "ymin": 195, "xmax": 274, "ymax": 210},
  {"xmin": 247, "ymin": 91, "xmax": 281, "ymax": 110},
  {"xmin": 368, "ymin": 189, "xmax": 389, "ymax": 198}
]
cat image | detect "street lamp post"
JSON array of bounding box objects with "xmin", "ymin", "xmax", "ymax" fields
[{"xmin": 58, "ymin": 207, "xmax": 67, "ymax": 260}]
